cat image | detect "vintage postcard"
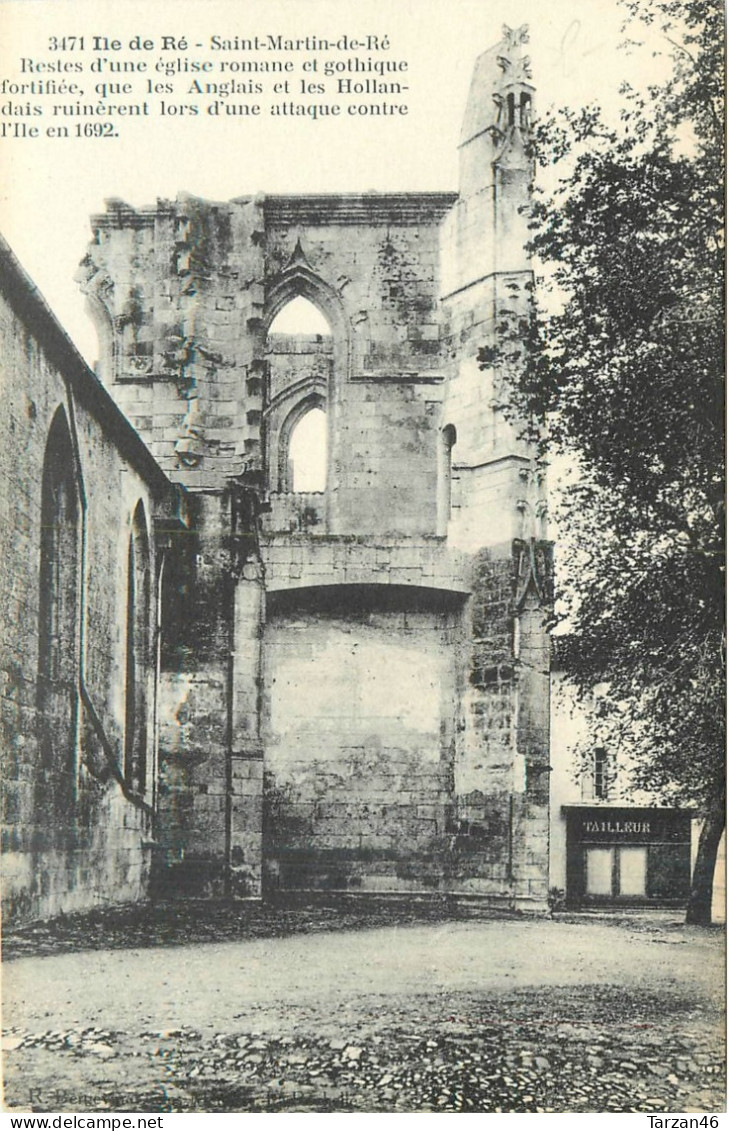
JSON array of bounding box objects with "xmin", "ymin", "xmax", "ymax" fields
[{"xmin": 0, "ymin": 0, "xmax": 724, "ymax": 1118}]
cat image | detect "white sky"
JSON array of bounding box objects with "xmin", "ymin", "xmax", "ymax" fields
[{"xmin": 0, "ymin": 0, "xmax": 669, "ymax": 365}]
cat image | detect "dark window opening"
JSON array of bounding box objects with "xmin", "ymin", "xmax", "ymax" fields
[
  {"xmin": 124, "ymin": 501, "xmax": 151, "ymax": 794},
  {"xmin": 520, "ymin": 92, "xmax": 532, "ymax": 129},
  {"xmin": 594, "ymin": 747, "xmax": 610, "ymax": 801},
  {"xmin": 37, "ymin": 407, "xmax": 80, "ymax": 822}
]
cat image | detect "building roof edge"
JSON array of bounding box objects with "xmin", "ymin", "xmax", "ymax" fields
[{"xmin": 0, "ymin": 233, "xmax": 172, "ymax": 498}]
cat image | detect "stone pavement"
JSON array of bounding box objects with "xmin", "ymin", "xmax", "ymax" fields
[{"xmin": 2, "ymin": 901, "xmax": 725, "ymax": 1113}]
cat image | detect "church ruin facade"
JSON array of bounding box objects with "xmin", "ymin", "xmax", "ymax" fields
[{"xmin": 1, "ymin": 28, "xmax": 552, "ymax": 922}]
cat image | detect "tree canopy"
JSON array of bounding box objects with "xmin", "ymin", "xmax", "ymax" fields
[{"xmin": 498, "ymin": 0, "xmax": 724, "ymax": 919}]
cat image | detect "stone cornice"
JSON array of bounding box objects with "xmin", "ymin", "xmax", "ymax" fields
[
  {"xmin": 90, "ymin": 192, "xmax": 460, "ymax": 233},
  {"xmin": 262, "ymin": 193, "xmax": 458, "ymax": 226}
]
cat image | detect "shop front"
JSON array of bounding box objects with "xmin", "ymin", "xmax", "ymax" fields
[{"xmin": 562, "ymin": 806, "xmax": 692, "ymax": 908}]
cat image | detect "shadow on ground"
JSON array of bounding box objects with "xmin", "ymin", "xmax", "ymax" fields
[
  {"xmin": 2, "ymin": 896, "xmax": 509, "ymax": 961},
  {"xmin": 0, "ymin": 896, "xmax": 702, "ymax": 963}
]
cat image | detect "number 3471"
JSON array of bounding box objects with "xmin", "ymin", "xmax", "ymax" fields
[{"xmin": 48, "ymin": 36, "xmax": 85, "ymax": 51}]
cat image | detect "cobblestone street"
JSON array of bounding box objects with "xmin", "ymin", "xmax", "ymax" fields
[{"xmin": 2, "ymin": 902, "xmax": 725, "ymax": 1113}]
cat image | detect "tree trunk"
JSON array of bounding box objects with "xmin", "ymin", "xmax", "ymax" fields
[{"xmin": 686, "ymin": 791, "xmax": 726, "ymax": 925}]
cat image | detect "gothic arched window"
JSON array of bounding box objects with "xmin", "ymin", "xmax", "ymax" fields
[
  {"xmin": 37, "ymin": 406, "xmax": 80, "ymax": 821},
  {"xmin": 266, "ymin": 293, "xmax": 332, "ymax": 496},
  {"xmin": 268, "ymin": 295, "xmax": 332, "ymax": 337},
  {"xmin": 124, "ymin": 501, "xmax": 152, "ymax": 794}
]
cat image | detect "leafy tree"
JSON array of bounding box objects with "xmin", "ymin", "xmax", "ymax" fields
[{"xmin": 496, "ymin": 0, "xmax": 724, "ymax": 922}]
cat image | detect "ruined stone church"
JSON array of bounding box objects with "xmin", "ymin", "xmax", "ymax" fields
[{"xmin": 1, "ymin": 27, "xmax": 554, "ymax": 923}]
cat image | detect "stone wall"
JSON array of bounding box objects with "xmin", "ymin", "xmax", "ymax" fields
[
  {"xmin": 79, "ymin": 193, "xmax": 455, "ymax": 500},
  {"xmin": 74, "ymin": 25, "xmax": 553, "ymax": 911},
  {"xmin": 156, "ymin": 491, "xmax": 233, "ymax": 895},
  {"xmin": 0, "ymin": 237, "xmax": 174, "ymax": 923},
  {"xmin": 262, "ymin": 585, "xmax": 462, "ymax": 892}
]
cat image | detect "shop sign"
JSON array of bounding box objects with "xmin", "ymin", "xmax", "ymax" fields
[{"xmin": 563, "ymin": 806, "xmax": 692, "ymax": 845}]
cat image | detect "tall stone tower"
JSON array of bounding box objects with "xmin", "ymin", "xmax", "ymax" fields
[
  {"xmin": 78, "ymin": 25, "xmax": 551, "ymax": 909},
  {"xmin": 439, "ymin": 24, "xmax": 551, "ymax": 908}
]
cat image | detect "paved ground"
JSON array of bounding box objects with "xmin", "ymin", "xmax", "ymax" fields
[{"xmin": 2, "ymin": 901, "xmax": 725, "ymax": 1113}]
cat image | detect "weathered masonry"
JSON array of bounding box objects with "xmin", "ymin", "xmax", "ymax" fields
[
  {"xmin": 76, "ymin": 25, "xmax": 550, "ymax": 909},
  {"xmin": 0, "ymin": 236, "xmax": 184, "ymax": 923},
  {"xmin": 0, "ymin": 26, "xmax": 551, "ymax": 923}
]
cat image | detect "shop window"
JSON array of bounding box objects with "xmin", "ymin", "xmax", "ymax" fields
[
  {"xmin": 584, "ymin": 845, "xmax": 649, "ymax": 899},
  {"xmin": 37, "ymin": 407, "xmax": 80, "ymax": 816},
  {"xmin": 565, "ymin": 807, "xmax": 692, "ymax": 907},
  {"xmin": 618, "ymin": 846, "xmax": 647, "ymax": 896},
  {"xmin": 585, "ymin": 847, "xmax": 613, "ymax": 896},
  {"xmin": 124, "ymin": 501, "xmax": 151, "ymax": 794},
  {"xmin": 287, "ymin": 406, "xmax": 327, "ymax": 493}
]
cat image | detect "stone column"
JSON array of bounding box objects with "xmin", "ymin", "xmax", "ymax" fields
[{"xmin": 228, "ymin": 563, "xmax": 264, "ymax": 897}]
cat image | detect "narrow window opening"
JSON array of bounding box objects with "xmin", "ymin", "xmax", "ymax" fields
[
  {"xmin": 288, "ymin": 406, "xmax": 327, "ymax": 493},
  {"xmin": 593, "ymin": 747, "xmax": 610, "ymax": 801},
  {"xmin": 443, "ymin": 424, "xmax": 457, "ymax": 515},
  {"xmin": 125, "ymin": 536, "xmax": 137, "ymax": 788},
  {"xmin": 124, "ymin": 502, "xmax": 151, "ymax": 794},
  {"xmin": 507, "ymin": 92, "xmax": 516, "ymax": 127},
  {"xmin": 265, "ymin": 293, "xmax": 332, "ymax": 499},
  {"xmin": 37, "ymin": 408, "xmax": 79, "ymax": 822},
  {"xmin": 438, "ymin": 423, "xmax": 457, "ymax": 533},
  {"xmin": 520, "ymin": 92, "xmax": 532, "ymax": 129}
]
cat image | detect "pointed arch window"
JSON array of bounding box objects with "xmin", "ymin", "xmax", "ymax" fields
[
  {"xmin": 37, "ymin": 407, "xmax": 80, "ymax": 818},
  {"xmin": 268, "ymin": 295, "xmax": 332, "ymax": 337},
  {"xmin": 266, "ymin": 292, "xmax": 332, "ymax": 497},
  {"xmin": 124, "ymin": 501, "xmax": 152, "ymax": 795}
]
